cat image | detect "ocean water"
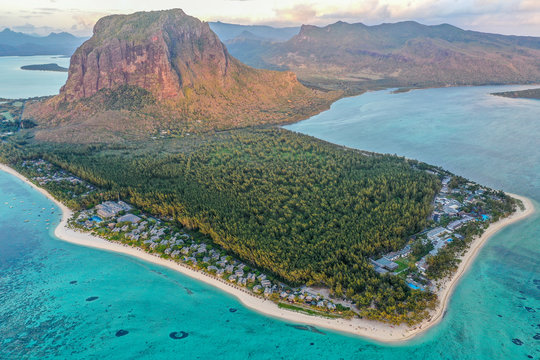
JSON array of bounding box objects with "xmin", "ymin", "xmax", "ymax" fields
[
  {"xmin": 0, "ymin": 56, "xmax": 69, "ymax": 99},
  {"xmin": 1, "ymin": 84, "xmax": 539, "ymax": 359}
]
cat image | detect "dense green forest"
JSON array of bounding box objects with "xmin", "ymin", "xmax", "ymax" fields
[{"xmin": 1, "ymin": 128, "xmax": 441, "ymax": 323}]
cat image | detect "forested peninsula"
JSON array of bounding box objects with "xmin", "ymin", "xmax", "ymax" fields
[
  {"xmin": 0, "ymin": 9, "xmax": 524, "ymax": 328},
  {"xmin": 0, "ymin": 127, "xmax": 520, "ymax": 325}
]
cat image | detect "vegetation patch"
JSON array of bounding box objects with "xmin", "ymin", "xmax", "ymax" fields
[
  {"xmin": 278, "ymin": 303, "xmax": 338, "ymax": 318},
  {"xmin": 1, "ymin": 128, "xmax": 440, "ymax": 324},
  {"xmin": 97, "ymin": 85, "xmax": 156, "ymax": 111}
]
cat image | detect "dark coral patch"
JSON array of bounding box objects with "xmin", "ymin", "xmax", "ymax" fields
[
  {"xmin": 533, "ymin": 333, "xmax": 540, "ymax": 340},
  {"xmin": 286, "ymin": 324, "xmax": 326, "ymax": 335},
  {"xmin": 70, "ymin": 281, "xmax": 77, "ymax": 284},
  {"xmin": 497, "ymin": 314, "xmax": 503, "ymax": 318},
  {"xmin": 229, "ymin": 308, "xmax": 237, "ymax": 313},
  {"xmin": 287, "ymin": 324, "xmax": 309, "ymax": 331},
  {"xmin": 169, "ymin": 331, "xmax": 188, "ymax": 339},
  {"xmin": 525, "ymin": 307, "xmax": 535, "ymax": 313},
  {"xmin": 512, "ymin": 338, "xmax": 523, "ymax": 345},
  {"xmin": 115, "ymin": 330, "xmax": 129, "ymax": 337},
  {"xmin": 86, "ymin": 296, "xmax": 99, "ymax": 302},
  {"xmin": 307, "ymin": 325, "xmax": 326, "ymax": 335}
]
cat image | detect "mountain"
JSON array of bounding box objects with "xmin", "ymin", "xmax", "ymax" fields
[
  {"xmin": 223, "ymin": 34, "xmax": 285, "ymax": 71},
  {"xmin": 0, "ymin": 28, "xmax": 87, "ymax": 56},
  {"xmin": 208, "ymin": 22, "xmax": 301, "ymax": 71},
  {"xmin": 208, "ymin": 22, "xmax": 299, "ymax": 42},
  {"xmin": 226, "ymin": 21, "xmax": 540, "ymax": 93},
  {"xmin": 24, "ymin": 9, "xmax": 339, "ymax": 143}
]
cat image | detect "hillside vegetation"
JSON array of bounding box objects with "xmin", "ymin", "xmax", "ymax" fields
[{"xmin": 226, "ymin": 21, "xmax": 540, "ymax": 93}]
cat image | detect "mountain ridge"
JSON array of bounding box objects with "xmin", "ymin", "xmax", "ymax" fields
[
  {"xmin": 225, "ymin": 20, "xmax": 540, "ymax": 92},
  {"xmin": 0, "ymin": 28, "xmax": 87, "ymax": 56},
  {"xmin": 208, "ymin": 22, "xmax": 299, "ymax": 42}
]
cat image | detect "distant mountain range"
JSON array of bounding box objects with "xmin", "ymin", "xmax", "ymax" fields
[
  {"xmin": 207, "ymin": 22, "xmax": 301, "ymax": 72},
  {"xmin": 208, "ymin": 22, "xmax": 299, "ymax": 42},
  {"xmin": 0, "ymin": 28, "xmax": 87, "ymax": 56},
  {"xmin": 222, "ymin": 21, "xmax": 540, "ymax": 93},
  {"xmin": 0, "ymin": 23, "xmax": 298, "ymax": 57}
]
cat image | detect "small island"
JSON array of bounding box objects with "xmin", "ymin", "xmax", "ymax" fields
[
  {"xmin": 491, "ymin": 88, "xmax": 540, "ymax": 100},
  {"xmin": 20, "ymin": 63, "xmax": 68, "ymax": 72}
]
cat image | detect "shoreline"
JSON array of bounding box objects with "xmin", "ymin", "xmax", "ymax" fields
[{"xmin": 0, "ymin": 163, "xmax": 535, "ymax": 343}]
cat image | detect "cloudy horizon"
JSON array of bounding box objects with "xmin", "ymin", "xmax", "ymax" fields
[{"xmin": 1, "ymin": 0, "xmax": 539, "ymax": 37}]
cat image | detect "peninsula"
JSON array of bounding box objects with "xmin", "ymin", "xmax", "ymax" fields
[
  {"xmin": 492, "ymin": 88, "xmax": 540, "ymax": 100},
  {"xmin": 0, "ymin": 8, "xmax": 535, "ymax": 343},
  {"xmin": 0, "ymin": 157, "xmax": 533, "ymax": 342}
]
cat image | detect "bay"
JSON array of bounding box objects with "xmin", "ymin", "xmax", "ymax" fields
[{"xmin": 0, "ymin": 56, "xmax": 69, "ymax": 99}]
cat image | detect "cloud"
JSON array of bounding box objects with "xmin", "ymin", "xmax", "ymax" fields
[
  {"xmin": 257, "ymin": 0, "xmax": 540, "ymax": 35},
  {"xmin": 274, "ymin": 4, "xmax": 318, "ymax": 23},
  {"xmin": 2, "ymin": 0, "xmax": 539, "ymax": 37},
  {"xmin": 71, "ymin": 13, "xmax": 102, "ymax": 34}
]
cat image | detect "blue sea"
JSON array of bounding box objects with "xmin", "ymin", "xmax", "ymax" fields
[
  {"xmin": 1, "ymin": 57, "xmax": 539, "ymax": 359},
  {"xmin": 0, "ymin": 56, "xmax": 69, "ymax": 99}
]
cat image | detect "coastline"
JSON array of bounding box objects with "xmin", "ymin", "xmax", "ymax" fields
[{"xmin": 0, "ymin": 163, "xmax": 535, "ymax": 343}]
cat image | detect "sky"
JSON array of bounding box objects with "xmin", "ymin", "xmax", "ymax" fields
[{"xmin": 1, "ymin": 0, "xmax": 539, "ymax": 37}]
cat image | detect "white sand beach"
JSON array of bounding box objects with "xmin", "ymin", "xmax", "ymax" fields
[{"xmin": 1, "ymin": 163, "xmax": 535, "ymax": 342}]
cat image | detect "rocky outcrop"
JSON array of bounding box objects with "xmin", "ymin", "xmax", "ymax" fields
[
  {"xmin": 26, "ymin": 9, "xmax": 341, "ymax": 142},
  {"xmin": 59, "ymin": 9, "xmax": 233, "ymax": 101}
]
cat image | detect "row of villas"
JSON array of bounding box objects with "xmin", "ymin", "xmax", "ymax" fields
[
  {"xmin": 20, "ymin": 157, "xmax": 343, "ymax": 315},
  {"xmin": 75, "ymin": 200, "xmax": 339, "ymax": 312},
  {"xmin": 21, "ymin": 159, "xmax": 96, "ymax": 197},
  {"xmin": 370, "ymin": 174, "xmax": 492, "ymax": 291}
]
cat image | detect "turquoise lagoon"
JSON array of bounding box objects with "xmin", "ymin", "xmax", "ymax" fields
[{"xmin": 0, "ymin": 57, "xmax": 539, "ymax": 359}]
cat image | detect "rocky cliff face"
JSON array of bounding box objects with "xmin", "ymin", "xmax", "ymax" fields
[
  {"xmin": 59, "ymin": 9, "xmax": 232, "ymax": 101},
  {"xmin": 27, "ymin": 9, "xmax": 340, "ymax": 143}
]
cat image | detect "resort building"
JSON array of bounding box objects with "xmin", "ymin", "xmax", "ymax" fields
[
  {"xmin": 96, "ymin": 201, "xmax": 132, "ymax": 218},
  {"xmin": 117, "ymin": 213, "xmax": 142, "ymax": 224}
]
